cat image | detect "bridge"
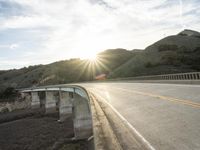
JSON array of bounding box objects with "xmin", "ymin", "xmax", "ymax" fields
[{"xmin": 19, "ymin": 72, "xmax": 200, "ymax": 150}]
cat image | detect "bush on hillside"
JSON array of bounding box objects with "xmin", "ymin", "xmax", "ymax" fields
[
  {"xmin": 161, "ymin": 53, "xmax": 179, "ymax": 65},
  {"xmin": 194, "ymin": 47, "xmax": 200, "ymax": 52},
  {"xmin": 145, "ymin": 62, "xmax": 159, "ymax": 68},
  {"xmin": 0, "ymin": 87, "xmax": 17, "ymax": 102},
  {"xmin": 158, "ymin": 44, "xmax": 178, "ymax": 52}
]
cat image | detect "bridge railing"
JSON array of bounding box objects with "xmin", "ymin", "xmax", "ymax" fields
[
  {"xmin": 108, "ymin": 72, "xmax": 200, "ymax": 81},
  {"xmin": 19, "ymin": 85, "xmax": 93, "ymax": 140}
]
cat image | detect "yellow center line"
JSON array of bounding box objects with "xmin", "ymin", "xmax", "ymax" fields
[{"xmin": 114, "ymin": 87, "xmax": 200, "ymax": 108}]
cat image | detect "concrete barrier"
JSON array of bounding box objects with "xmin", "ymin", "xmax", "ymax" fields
[
  {"xmin": 20, "ymin": 86, "xmax": 93, "ymax": 140},
  {"xmin": 45, "ymin": 91, "xmax": 57, "ymax": 114},
  {"xmin": 31, "ymin": 92, "xmax": 40, "ymax": 109},
  {"xmin": 106, "ymin": 72, "xmax": 200, "ymax": 81},
  {"xmin": 73, "ymin": 93, "xmax": 93, "ymax": 139},
  {"xmin": 59, "ymin": 90, "xmax": 73, "ymax": 122},
  {"xmin": 38, "ymin": 91, "xmax": 45, "ymax": 108}
]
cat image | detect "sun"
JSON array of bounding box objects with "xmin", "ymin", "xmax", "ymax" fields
[
  {"xmin": 87, "ymin": 53, "xmax": 97, "ymax": 61},
  {"xmin": 80, "ymin": 52, "xmax": 98, "ymax": 61}
]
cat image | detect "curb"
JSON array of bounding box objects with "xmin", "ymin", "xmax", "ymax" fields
[
  {"xmin": 89, "ymin": 92, "xmax": 156, "ymax": 150},
  {"xmin": 89, "ymin": 93, "xmax": 122, "ymax": 150}
]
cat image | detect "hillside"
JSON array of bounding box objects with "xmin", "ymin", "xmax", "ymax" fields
[
  {"xmin": 145, "ymin": 29, "xmax": 200, "ymax": 52},
  {"xmin": 0, "ymin": 49, "xmax": 133, "ymax": 92},
  {"xmin": 109, "ymin": 29, "xmax": 200, "ymax": 78},
  {"xmin": 0, "ymin": 29, "xmax": 200, "ymax": 94}
]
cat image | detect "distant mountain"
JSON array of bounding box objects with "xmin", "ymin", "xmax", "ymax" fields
[
  {"xmin": 145, "ymin": 29, "xmax": 200, "ymax": 52},
  {"xmin": 131, "ymin": 49, "xmax": 143, "ymax": 52},
  {"xmin": 178, "ymin": 29, "xmax": 200, "ymax": 37},
  {"xmin": 109, "ymin": 29, "xmax": 200, "ymax": 78},
  {"xmin": 0, "ymin": 29, "xmax": 200, "ymax": 93},
  {"xmin": 0, "ymin": 48, "xmax": 134, "ymax": 92}
]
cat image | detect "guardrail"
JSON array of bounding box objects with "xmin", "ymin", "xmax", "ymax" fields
[
  {"xmin": 15, "ymin": 72, "xmax": 200, "ymax": 149},
  {"xmin": 108, "ymin": 72, "xmax": 200, "ymax": 81},
  {"xmin": 19, "ymin": 85, "xmax": 93, "ymax": 140}
]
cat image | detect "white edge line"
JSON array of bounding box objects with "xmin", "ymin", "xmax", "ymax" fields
[{"xmin": 92, "ymin": 91, "xmax": 156, "ymax": 150}]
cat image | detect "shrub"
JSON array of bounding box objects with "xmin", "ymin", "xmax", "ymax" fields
[
  {"xmin": 145, "ymin": 62, "xmax": 153, "ymax": 68},
  {"xmin": 0, "ymin": 87, "xmax": 17, "ymax": 102},
  {"xmin": 158, "ymin": 44, "xmax": 178, "ymax": 52}
]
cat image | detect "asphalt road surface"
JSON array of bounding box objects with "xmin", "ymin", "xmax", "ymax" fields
[{"xmin": 80, "ymin": 82, "xmax": 200, "ymax": 150}]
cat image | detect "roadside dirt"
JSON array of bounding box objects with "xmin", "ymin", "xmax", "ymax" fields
[{"xmin": 0, "ymin": 109, "xmax": 89, "ymax": 150}]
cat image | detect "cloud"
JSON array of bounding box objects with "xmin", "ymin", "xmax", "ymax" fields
[
  {"xmin": 0, "ymin": 43, "xmax": 19, "ymax": 49},
  {"xmin": 88, "ymin": 0, "xmax": 115, "ymax": 9},
  {"xmin": 10, "ymin": 43, "xmax": 19, "ymax": 49},
  {"xmin": 0, "ymin": 0, "xmax": 200, "ymax": 69},
  {"xmin": 0, "ymin": 15, "xmax": 50, "ymax": 29},
  {"xmin": 0, "ymin": 0, "xmax": 27, "ymax": 18}
]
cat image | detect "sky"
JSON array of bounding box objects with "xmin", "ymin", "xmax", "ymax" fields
[{"xmin": 0, "ymin": 0, "xmax": 200, "ymax": 70}]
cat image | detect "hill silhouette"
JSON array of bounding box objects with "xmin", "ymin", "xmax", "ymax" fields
[
  {"xmin": 0, "ymin": 29, "xmax": 200, "ymax": 95},
  {"xmin": 109, "ymin": 29, "xmax": 200, "ymax": 78}
]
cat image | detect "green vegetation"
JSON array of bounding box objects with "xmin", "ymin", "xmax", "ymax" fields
[
  {"xmin": 0, "ymin": 87, "xmax": 17, "ymax": 102},
  {"xmin": 158, "ymin": 44, "xmax": 178, "ymax": 52},
  {"xmin": 0, "ymin": 29, "xmax": 200, "ymax": 93},
  {"xmin": 109, "ymin": 29, "xmax": 200, "ymax": 78}
]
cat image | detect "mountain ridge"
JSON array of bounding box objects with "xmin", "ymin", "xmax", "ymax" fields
[{"xmin": 0, "ymin": 29, "xmax": 200, "ymax": 93}]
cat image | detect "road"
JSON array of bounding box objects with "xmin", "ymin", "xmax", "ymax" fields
[{"xmin": 79, "ymin": 82, "xmax": 200, "ymax": 150}]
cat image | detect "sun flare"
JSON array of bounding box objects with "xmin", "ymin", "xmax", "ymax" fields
[
  {"xmin": 79, "ymin": 52, "xmax": 98, "ymax": 61},
  {"xmin": 87, "ymin": 53, "xmax": 97, "ymax": 61}
]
